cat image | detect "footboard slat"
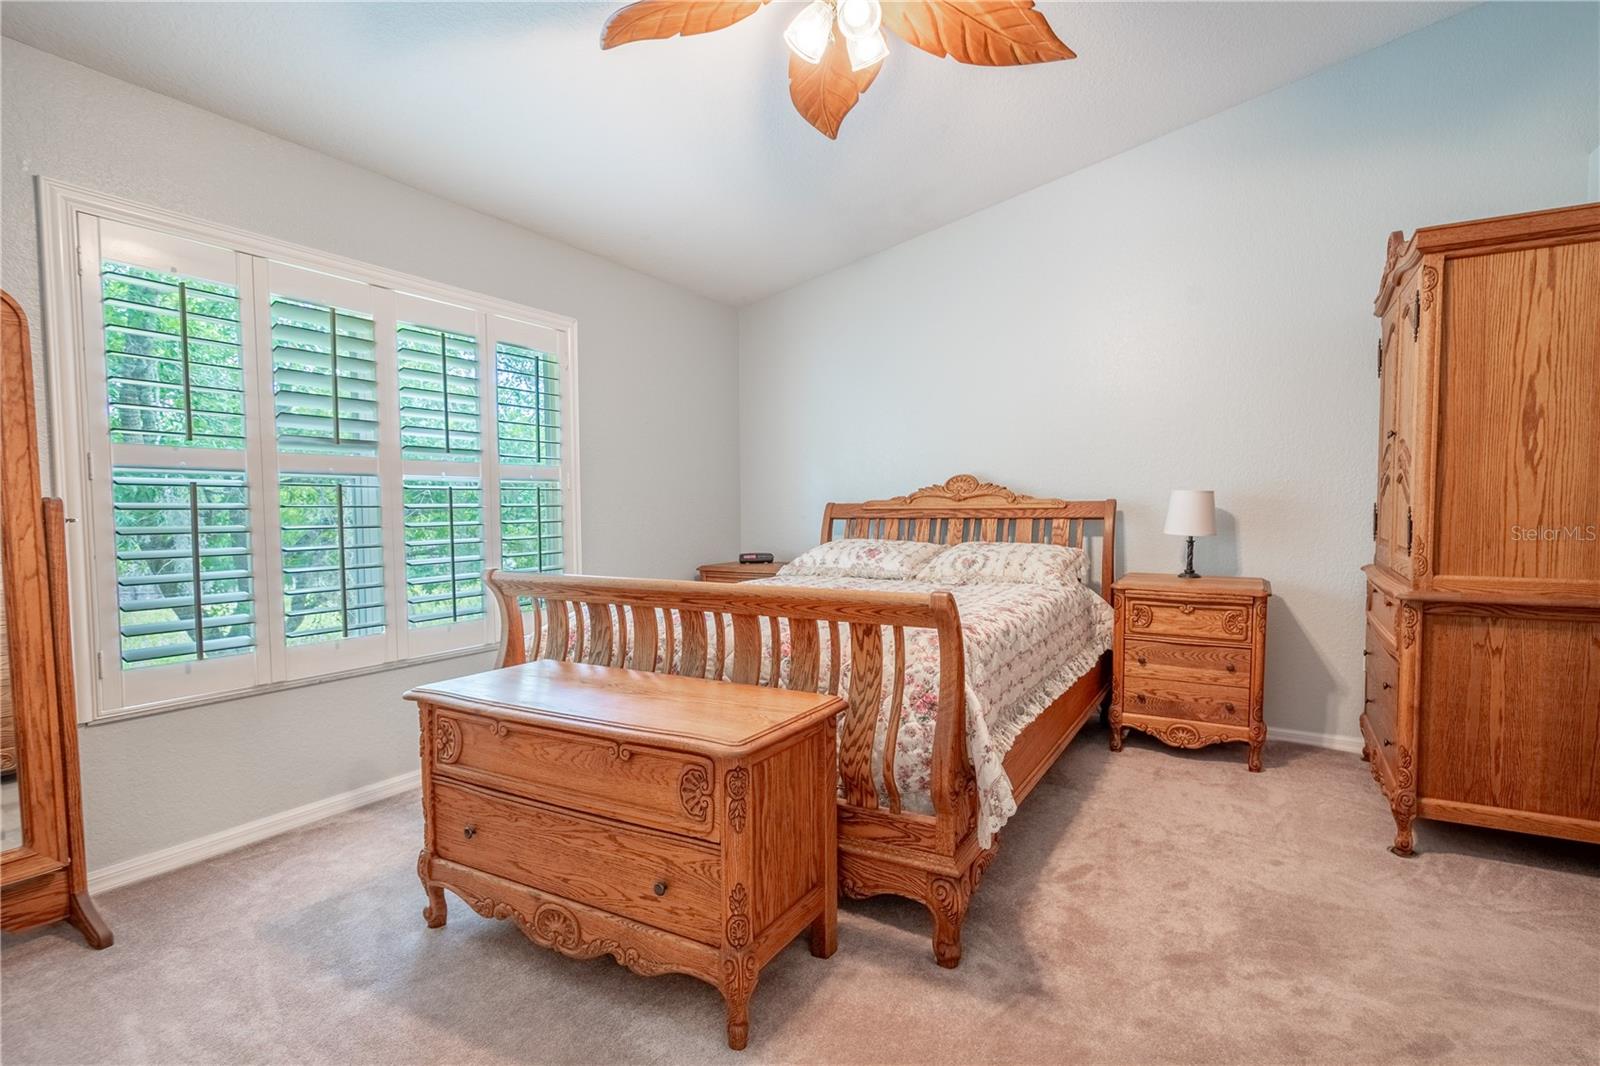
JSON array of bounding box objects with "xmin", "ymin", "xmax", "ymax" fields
[
  {"xmin": 680, "ymin": 610, "xmax": 707, "ymax": 678},
  {"xmin": 612, "ymin": 603, "xmax": 629, "ymax": 669},
  {"xmin": 548, "ymin": 599, "xmax": 569, "ymax": 662},
  {"xmin": 731, "ymin": 614, "xmax": 762, "ymax": 685},
  {"xmin": 632, "ymin": 605, "xmax": 658, "ymax": 672},
  {"xmin": 766, "ymin": 616, "xmax": 782, "ymax": 686},
  {"xmin": 790, "ymin": 619, "xmax": 819, "ymax": 692},
  {"xmin": 712, "ymin": 612, "xmax": 727, "ymax": 680},
  {"xmin": 586, "ymin": 602, "xmax": 612, "ymax": 666},
  {"xmin": 883, "ymin": 627, "xmax": 907, "ymax": 814},
  {"xmin": 841, "ymin": 623, "xmax": 883, "ymax": 809},
  {"xmin": 827, "ymin": 621, "xmax": 841, "ymax": 696}
]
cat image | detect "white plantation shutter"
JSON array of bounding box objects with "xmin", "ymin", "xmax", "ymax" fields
[
  {"xmin": 278, "ymin": 475, "xmax": 385, "ymax": 644},
  {"xmin": 402, "ymin": 478, "xmax": 485, "ymax": 627},
  {"xmin": 270, "ymin": 297, "xmax": 379, "ymax": 455},
  {"xmin": 500, "ymin": 479, "xmax": 563, "ymax": 572},
  {"xmin": 111, "ymin": 468, "xmax": 254, "ymax": 667},
  {"xmin": 491, "ymin": 315, "xmax": 570, "ymax": 577},
  {"xmin": 101, "ymin": 263, "xmax": 246, "ymax": 450},
  {"xmin": 397, "ymin": 322, "xmax": 480, "ymax": 462},
  {"xmin": 60, "ymin": 205, "xmax": 576, "ymax": 720}
]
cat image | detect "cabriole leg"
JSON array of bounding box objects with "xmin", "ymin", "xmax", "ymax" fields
[
  {"xmin": 720, "ymin": 954, "xmax": 758, "ymax": 1050},
  {"xmin": 418, "ymin": 851, "xmax": 447, "ymax": 928},
  {"xmin": 928, "ymin": 873, "xmax": 971, "ymax": 970}
]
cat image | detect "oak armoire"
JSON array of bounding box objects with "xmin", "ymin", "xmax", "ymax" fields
[{"xmin": 1360, "ymin": 203, "xmax": 1599, "ymax": 855}]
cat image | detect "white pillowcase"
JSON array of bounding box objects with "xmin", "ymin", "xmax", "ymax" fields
[
  {"xmin": 914, "ymin": 541, "xmax": 1088, "ymax": 588},
  {"xmin": 779, "ymin": 538, "xmax": 946, "ymax": 581}
]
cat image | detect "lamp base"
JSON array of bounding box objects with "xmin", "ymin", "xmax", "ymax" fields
[{"xmin": 1177, "ymin": 536, "xmax": 1201, "ymax": 579}]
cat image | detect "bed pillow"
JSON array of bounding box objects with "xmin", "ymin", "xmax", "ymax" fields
[
  {"xmin": 778, "ymin": 538, "xmax": 947, "ymax": 581},
  {"xmin": 914, "ymin": 541, "xmax": 1089, "ymax": 588}
]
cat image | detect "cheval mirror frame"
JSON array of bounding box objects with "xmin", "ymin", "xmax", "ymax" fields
[{"xmin": 0, "ymin": 289, "xmax": 110, "ymax": 947}]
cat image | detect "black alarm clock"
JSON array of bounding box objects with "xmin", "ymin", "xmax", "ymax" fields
[{"xmin": 739, "ymin": 552, "xmax": 775, "ymax": 564}]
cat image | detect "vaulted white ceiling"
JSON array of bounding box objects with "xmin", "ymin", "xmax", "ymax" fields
[{"xmin": 2, "ymin": 2, "xmax": 1468, "ymax": 304}]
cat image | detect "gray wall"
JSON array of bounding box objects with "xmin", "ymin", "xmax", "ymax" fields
[
  {"xmin": 1, "ymin": 39, "xmax": 742, "ymax": 867},
  {"xmin": 737, "ymin": 3, "xmax": 1600, "ymax": 747}
]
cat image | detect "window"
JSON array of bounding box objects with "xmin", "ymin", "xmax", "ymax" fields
[{"xmin": 49, "ymin": 200, "xmax": 578, "ymax": 721}]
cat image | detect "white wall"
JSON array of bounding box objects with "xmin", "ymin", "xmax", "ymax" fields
[
  {"xmin": 738, "ymin": 3, "xmax": 1600, "ymax": 746},
  {"xmin": 1, "ymin": 40, "xmax": 741, "ymax": 868}
]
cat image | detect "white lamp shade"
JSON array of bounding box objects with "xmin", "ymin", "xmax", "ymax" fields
[{"xmin": 1164, "ymin": 490, "xmax": 1216, "ymax": 537}]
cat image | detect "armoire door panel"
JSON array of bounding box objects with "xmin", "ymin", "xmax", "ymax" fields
[
  {"xmin": 1418, "ymin": 611, "xmax": 1600, "ymax": 821},
  {"xmin": 1434, "ymin": 241, "xmax": 1600, "ymax": 584}
]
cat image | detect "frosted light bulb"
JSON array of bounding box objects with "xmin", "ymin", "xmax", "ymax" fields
[
  {"xmin": 784, "ymin": 0, "xmax": 834, "ymax": 64},
  {"xmin": 836, "ymin": 0, "xmax": 882, "ymax": 41},
  {"xmin": 845, "ymin": 28, "xmax": 889, "ymax": 72}
]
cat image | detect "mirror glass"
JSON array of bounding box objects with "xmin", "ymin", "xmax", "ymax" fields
[{"xmin": 0, "ymin": 488, "xmax": 23, "ymax": 852}]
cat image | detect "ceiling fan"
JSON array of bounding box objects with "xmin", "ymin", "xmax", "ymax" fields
[{"xmin": 601, "ymin": 1, "xmax": 1076, "ymax": 139}]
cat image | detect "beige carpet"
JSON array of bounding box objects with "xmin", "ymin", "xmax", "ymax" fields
[{"xmin": 3, "ymin": 728, "xmax": 1597, "ymax": 1065}]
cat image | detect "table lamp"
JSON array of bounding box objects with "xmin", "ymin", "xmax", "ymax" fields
[{"xmin": 1164, "ymin": 490, "xmax": 1216, "ymax": 579}]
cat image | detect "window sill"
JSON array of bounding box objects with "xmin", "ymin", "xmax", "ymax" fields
[{"xmin": 83, "ymin": 642, "xmax": 499, "ymax": 727}]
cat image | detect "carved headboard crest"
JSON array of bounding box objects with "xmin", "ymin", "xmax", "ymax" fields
[{"xmin": 887, "ymin": 474, "xmax": 1068, "ymax": 508}]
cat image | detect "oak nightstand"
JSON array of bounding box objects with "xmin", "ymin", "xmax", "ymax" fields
[
  {"xmin": 697, "ymin": 561, "xmax": 786, "ymax": 583},
  {"xmin": 1109, "ymin": 573, "xmax": 1271, "ymax": 771}
]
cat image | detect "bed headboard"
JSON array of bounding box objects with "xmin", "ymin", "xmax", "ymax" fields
[{"xmin": 819, "ymin": 475, "xmax": 1117, "ymax": 599}]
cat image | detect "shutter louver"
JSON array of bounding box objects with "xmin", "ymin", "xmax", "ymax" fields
[
  {"xmin": 495, "ymin": 341, "xmax": 561, "ymax": 465},
  {"xmin": 500, "ymin": 479, "xmax": 563, "ymax": 572},
  {"xmin": 279, "ymin": 475, "xmax": 385, "ymax": 644},
  {"xmin": 270, "ymin": 297, "xmax": 379, "ymax": 455},
  {"xmin": 402, "ymin": 478, "xmax": 485, "ymax": 626},
  {"xmin": 101, "ymin": 262, "xmax": 245, "ymax": 449},
  {"xmin": 397, "ymin": 323, "xmax": 480, "ymax": 462},
  {"xmin": 112, "ymin": 468, "xmax": 254, "ymax": 667}
]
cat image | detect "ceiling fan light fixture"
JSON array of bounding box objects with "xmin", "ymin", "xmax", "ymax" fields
[
  {"xmin": 835, "ymin": 0, "xmax": 882, "ymax": 41},
  {"xmin": 845, "ymin": 28, "xmax": 889, "ymax": 72},
  {"xmin": 784, "ymin": 0, "xmax": 835, "ymax": 65}
]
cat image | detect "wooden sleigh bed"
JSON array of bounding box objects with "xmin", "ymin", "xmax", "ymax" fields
[{"xmin": 484, "ymin": 476, "xmax": 1116, "ymax": 967}]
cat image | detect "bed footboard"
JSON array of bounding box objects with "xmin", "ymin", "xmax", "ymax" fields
[{"xmin": 485, "ymin": 570, "xmax": 982, "ymax": 964}]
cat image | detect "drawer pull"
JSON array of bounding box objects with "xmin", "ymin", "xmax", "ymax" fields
[
  {"xmin": 1135, "ymin": 656, "xmax": 1147, "ymax": 666},
  {"xmin": 463, "ymin": 824, "xmax": 477, "ymax": 840},
  {"xmin": 1222, "ymin": 703, "xmax": 1235, "ymax": 715},
  {"xmin": 1225, "ymin": 663, "xmax": 1236, "ymax": 673},
  {"xmin": 1382, "ymin": 682, "xmax": 1392, "ymax": 690},
  {"xmin": 1363, "ymin": 649, "xmax": 1372, "ymax": 657},
  {"xmin": 1364, "ymin": 698, "xmax": 1374, "ymax": 705},
  {"xmin": 1383, "ymin": 739, "xmax": 1394, "ymax": 748},
  {"xmin": 653, "ymin": 881, "xmax": 668, "ymax": 897},
  {"xmin": 1135, "ymin": 694, "xmax": 1147, "ymax": 704}
]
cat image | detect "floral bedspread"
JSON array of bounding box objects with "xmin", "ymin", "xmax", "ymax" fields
[{"xmin": 748, "ymin": 577, "xmax": 1111, "ymax": 845}]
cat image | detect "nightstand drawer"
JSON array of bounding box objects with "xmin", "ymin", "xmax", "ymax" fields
[
  {"xmin": 433, "ymin": 711, "xmax": 718, "ymax": 840},
  {"xmin": 1125, "ymin": 638, "xmax": 1252, "ymax": 686},
  {"xmin": 1125, "ymin": 596, "xmax": 1253, "ymax": 644},
  {"xmin": 1123, "ymin": 680, "xmax": 1249, "ymax": 726}
]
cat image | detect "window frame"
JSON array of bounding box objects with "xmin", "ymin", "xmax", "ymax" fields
[{"xmin": 38, "ymin": 178, "xmax": 581, "ymax": 724}]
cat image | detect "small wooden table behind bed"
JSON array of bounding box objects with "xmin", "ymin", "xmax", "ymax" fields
[{"xmin": 485, "ymin": 475, "xmax": 1116, "ymax": 968}]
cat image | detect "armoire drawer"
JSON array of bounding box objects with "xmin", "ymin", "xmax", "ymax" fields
[{"xmin": 1366, "ymin": 583, "xmax": 1399, "ymax": 648}]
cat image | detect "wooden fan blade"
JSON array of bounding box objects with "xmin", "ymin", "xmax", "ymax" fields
[
  {"xmin": 602, "ymin": 1, "xmax": 770, "ymax": 49},
  {"xmin": 788, "ymin": 34, "xmax": 881, "ymax": 139},
  {"xmin": 880, "ymin": 1, "xmax": 1075, "ymax": 65}
]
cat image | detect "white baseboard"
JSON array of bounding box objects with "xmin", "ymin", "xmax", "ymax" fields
[
  {"xmin": 88, "ymin": 770, "xmax": 420, "ymax": 895},
  {"xmin": 1270, "ymin": 726, "xmax": 1365, "ymax": 754},
  {"xmin": 87, "ymin": 725, "xmax": 1361, "ymax": 895}
]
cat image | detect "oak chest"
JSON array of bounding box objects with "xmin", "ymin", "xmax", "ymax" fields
[{"xmin": 409, "ymin": 660, "xmax": 843, "ymax": 1050}]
